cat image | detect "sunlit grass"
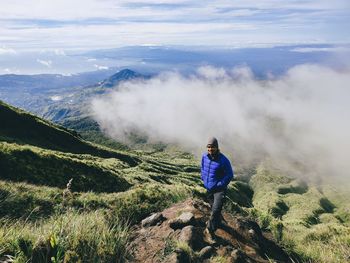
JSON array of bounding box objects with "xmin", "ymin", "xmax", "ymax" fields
[
  {"xmin": 0, "ymin": 209, "xmax": 130, "ymax": 262},
  {"xmin": 250, "ymin": 162, "xmax": 350, "ymax": 263}
]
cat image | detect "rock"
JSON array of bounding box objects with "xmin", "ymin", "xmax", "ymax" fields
[
  {"xmin": 141, "ymin": 212, "xmax": 165, "ymax": 227},
  {"xmin": 231, "ymin": 249, "xmax": 239, "ymax": 257},
  {"xmin": 219, "ymin": 245, "xmax": 235, "ymax": 257},
  {"xmin": 129, "ymin": 198, "xmax": 291, "ymax": 263},
  {"xmin": 178, "ymin": 212, "xmax": 195, "ymax": 223},
  {"xmin": 237, "ymin": 218, "xmax": 262, "ymax": 236},
  {"xmin": 203, "ymin": 228, "xmax": 217, "ymax": 245},
  {"xmin": 198, "ymin": 246, "xmax": 214, "ymax": 260},
  {"xmin": 179, "ymin": 226, "xmax": 205, "ymax": 250},
  {"xmin": 248, "ymin": 229, "xmax": 255, "ymax": 236},
  {"xmin": 179, "ymin": 226, "xmax": 194, "ymax": 246},
  {"xmin": 175, "ymin": 249, "xmax": 191, "ymax": 263},
  {"xmin": 230, "ymin": 249, "xmax": 247, "ymax": 262},
  {"xmin": 167, "ymin": 253, "xmax": 180, "ymax": 263},
  {"xmin": 169, "ymin": 212, "xmax": 195, "ymax": 229}
]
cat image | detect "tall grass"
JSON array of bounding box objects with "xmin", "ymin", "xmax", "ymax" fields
[
  {"xmin": 0, "ymin": 99, "xmax": 203, "ymax": 262},
  {"xmin": 0, "ymin": 210, "xmax": 130, "ymax": 263},
  {"xmin": 0, "ymin": 179, "xmax": 194, "ymax": 261},
  {"xmin": 250, "ymin": 162, "xmax": 350, "ymax": 263},
  {"xmin": 283, "ymin": 223, "xmax": 350, "ymax": 263}
]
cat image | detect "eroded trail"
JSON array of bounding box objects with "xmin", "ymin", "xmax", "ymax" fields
[{"xmin": 128, "ymin": 198, "xmax": 291, "ymax": 263}]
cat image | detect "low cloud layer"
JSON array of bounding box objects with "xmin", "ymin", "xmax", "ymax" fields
[{"xmin": 91, "ymin": 65, "xmax": 350, "ymax": 179}]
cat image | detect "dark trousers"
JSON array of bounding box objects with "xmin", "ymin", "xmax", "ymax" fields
[{"xmin": 207, "ymin": 188, "xmax": 226, "ymax": 231}]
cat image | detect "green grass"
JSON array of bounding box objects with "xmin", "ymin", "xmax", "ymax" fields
[
  {"xmin": 0, "ymin": 100, "xmax": 141, "ymax": 166},
  {"xmin": 2, "ymin": 100, "xmax": 350, "ymax": 262},
  {"xmin": 0, "ymin": 100, "xmax": 204, "ymax": 261},
  {"xmin": 249, "ymin": 161, "xmax": 350, "ymax": 263},
  {"xmin": 0, "ymin": 209, "xmax": 130, "ymax": 263},
  {"xmin": 210, "ymin": 255, "xmax": 228, "ymax": 263},
  {"xmin": 0, "ymin": 142, "xmax": 132, "ymax": 193},
  {"xmin": 0, "ymin": 178, "xmax": 195, "ymax": 261}
]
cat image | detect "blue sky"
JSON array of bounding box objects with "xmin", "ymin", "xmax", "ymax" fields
[{"xmin": 0, "ymin": 0, "xmax": 349, "ymax": 52}]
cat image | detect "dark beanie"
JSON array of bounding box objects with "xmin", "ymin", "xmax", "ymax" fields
[{"xmin": 207, "ymin": 137, "xmax": 218, "ymax": 147}]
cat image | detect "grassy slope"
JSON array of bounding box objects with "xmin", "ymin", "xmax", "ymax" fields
[
  {"xmin": 0, "ymin": 101, "xmax": 138, "ymax": 163},
  {"xmin": 0, "ymin": 100, "xmax": 252, "ymax": 262},
  {"xmin": 5, "ymin": 99, "xmax": 349, "ymax": 262},
  {"xmin": 250, "ymin": 162, "xmax": 350, "ymax": 262}
]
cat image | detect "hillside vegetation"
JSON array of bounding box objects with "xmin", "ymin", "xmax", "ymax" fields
[
  {"xmin": 1, "ymin": 100, "xmax": 349, "ymax": 262},
  {"xmin": 250, "ymin": 162, "xmax": 350, "ymax": 262},
  {"xmin": 0, "ymin": 100, "xmax": 246, "ymax": 262}
]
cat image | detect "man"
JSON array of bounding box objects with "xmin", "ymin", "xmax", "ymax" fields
[{"xmin": 201, "ymin": 137, "xmax": 234, "ymax": 239}]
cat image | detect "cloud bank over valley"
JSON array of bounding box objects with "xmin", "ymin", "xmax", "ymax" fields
[{"xmin": 92, "ymin": 64, "xmax": 350, "ymax": 180}]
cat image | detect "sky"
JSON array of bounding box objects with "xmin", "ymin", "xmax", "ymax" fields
[{"xmin": 0, "ymin": 0, "xmax": 349, "ymax": 52}]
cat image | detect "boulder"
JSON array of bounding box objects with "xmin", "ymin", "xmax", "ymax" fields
[
  {"xmin": 141, "ymin": 212, "xmax": 165, "ymax": 227},
  {"xmin": 179, "ymin": 226, "xmax": 194, "ymax": 246},
  {"xmin": 198, "ymin": 246, "xmax": 214, "ymax": 260},
  {"xmin": 169, "ymin": 212, "xmax": 195, "ymax": 229}
]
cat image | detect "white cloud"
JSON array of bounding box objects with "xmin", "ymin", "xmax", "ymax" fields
[
  {"xmin": 0, "ymin": 0, "xmax": 347, "ymax": 21},
  {"xmin": 91, "ymin": 65, "xmax": 350, "ymax": 179},
  {"xmin": 0, "ymin": 22, "xmax": 260, "ymax": 51},
  {"xmin": 291, "ymin": 46, "xmax": 350, "ymax": 53},
  {"xmin": 0, "ymin": 47, "xmax": 17, "ymax": 55},
  {"xmin": 54, "ymin": 49, "xmax": 66, "ymax": 56},
  {"xmin": 2, "ymin": 67, "xmax": 20, "ymax": 74},
  {"xmin": 94, "ymin": 64, "xmax": 109, "ymax": 70},
  {"xmin": 0, "ymin": 0, "xmax": 196, "ymax": 21},
  {"xmin": 50, "ymin": 95, "xmax": 63, "ymax": 101},
  {"xmin": 36, "ymin": 59, "xmax": 52, "ymax": 67},
  {"xmin": 0, "ymin": 0, "xmax": 348, "ymax": 51}
]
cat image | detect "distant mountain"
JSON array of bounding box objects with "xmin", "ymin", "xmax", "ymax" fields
[
  {"xmin": 0, "ymin": 68, "xmax": 118, "ymax": 92},
  {"xmin": 99, "ymin": 69, "xmax": 144, "ymax": 88},
  {"xmin": 0, "ymin": 68, "xmax": 144, "ymax": 124},
  {"xmin": 40, "ymin": 69, "xmax": 145, "ymax": 122},
  {"xmin": 0, "ymin": 69, "xmax": 147, "ymax": 149},
  {"xmin": 82, "ymin": 44, "xmax": 337, "ymax": 77},
  {"xmin": 0, "ymin": 68, "xmax": 121, "ymax": 121}
]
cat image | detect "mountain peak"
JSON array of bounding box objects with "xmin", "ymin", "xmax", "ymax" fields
[{"xmin": 100, "ymin": 69, "xmax": 142, "ymax": 88}]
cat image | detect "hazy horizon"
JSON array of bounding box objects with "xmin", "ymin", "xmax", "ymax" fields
[
  {"xmin": 1, "ymin": 43, "xmax": 350, "ymax": 75},
  {"xmin": 1, "ymin": 0, "xmax": 349, "ymax": 74}
]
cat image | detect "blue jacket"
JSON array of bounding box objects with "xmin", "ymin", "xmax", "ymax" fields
[{"xmin": 201, "ymin": 152, "xmax": 234, "ymax": 191}]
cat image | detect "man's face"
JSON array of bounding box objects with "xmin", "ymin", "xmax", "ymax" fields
[{"xmin": 207, "ymin": 145, "xmax": 218, "ymax": 156}]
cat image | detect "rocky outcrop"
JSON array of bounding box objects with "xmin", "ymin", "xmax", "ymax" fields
[
  {"xmin": 141, "ymin": 212, "xmax": 165, "ymax": 227},
  {"xmin": 169, "ymin": 212, "xmax": 196, "ymax": 229},
  {"xmin": 128, "ymin": 198, "xmax": 291, "ymax": 263}
]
